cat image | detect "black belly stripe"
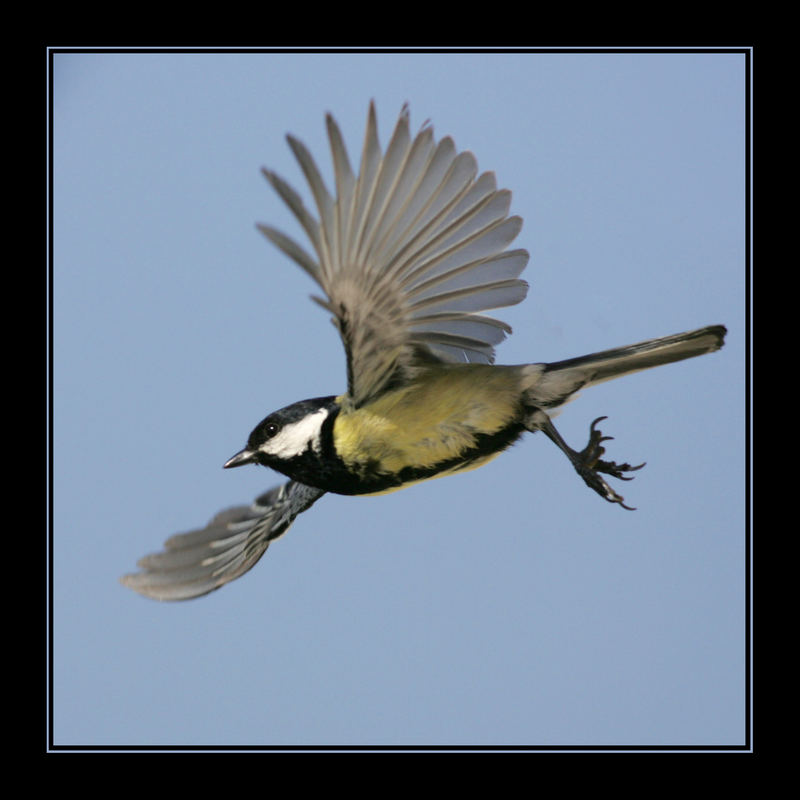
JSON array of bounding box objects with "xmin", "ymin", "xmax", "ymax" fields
[{"xmin": 325, "ymin": 421, "xmax": 526, "ymax": 496}]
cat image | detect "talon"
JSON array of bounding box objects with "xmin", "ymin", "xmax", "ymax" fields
[
  {"xmin": 538, "ymin": 414, "xmax": 646, "ymax": 510},
  {"xmin": 574, "ymin": 418, "xmax": 645, "ymax": 507},
  {"xmin": 601, "ymin": 480, "xmax": 638, "ymax": 510}
]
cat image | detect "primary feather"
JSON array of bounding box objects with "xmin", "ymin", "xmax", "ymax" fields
[
  {"xmin": 120, "ymin": 482, "xmax": 324, "ymax": 601},
  {"xmin": 258, "ymin": 101, "xmax": 529, "ymax": 408}
]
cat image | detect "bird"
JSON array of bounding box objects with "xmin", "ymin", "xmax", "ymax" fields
[{"xmin": 121, "ymin": 102, "xmax": 726, "ymax": 601}]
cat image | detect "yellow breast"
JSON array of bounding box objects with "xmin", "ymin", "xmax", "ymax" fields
[{"xmin": 333, "ymin": 364, "xmax": 523, "ymax": 476}]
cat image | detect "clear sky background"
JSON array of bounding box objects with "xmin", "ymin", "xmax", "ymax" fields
[{"xmin": 51, "ymin": 50, "xmax": 747, "ymax": 749}]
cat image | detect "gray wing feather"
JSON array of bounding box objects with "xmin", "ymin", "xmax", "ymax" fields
[
  {"xmin": 121, "ymin": 482, "xmax": 324, "ymax": 601},
  {"xmin": 258, "ymin": 101, "xmax": 530, "ymax": 407},
  {"xmin": 325, "ymin": 112, "xmax": 356, "ymax": 269},
  {"xmin": 256, "ymin": 223, "xmax": 319, "ymax": 283},
  {"xmin": 260, "ymin": 169, "xmax": 323, "ymax": 271}
]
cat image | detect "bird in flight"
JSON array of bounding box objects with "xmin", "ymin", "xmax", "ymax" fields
[{"xmin": 121, "ymin": 102, "xmax": 726, "ymax": 601}]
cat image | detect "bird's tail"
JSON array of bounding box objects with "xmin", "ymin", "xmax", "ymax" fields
[{"xmin": 524, "ymin": 325, "xmax": 726, "ymax": 408}]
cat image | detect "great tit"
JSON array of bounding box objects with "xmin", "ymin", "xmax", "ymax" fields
[{"xmin": 121, "ymin": 102, "xmax": 726, "ymax": 601}]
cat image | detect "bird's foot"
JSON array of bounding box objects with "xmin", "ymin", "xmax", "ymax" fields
[{"xmin": 571, "ymin": 416, "xmax": 645, "ymax": 510}]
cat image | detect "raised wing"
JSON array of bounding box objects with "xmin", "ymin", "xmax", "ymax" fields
[
  {"xmin": 258, "ymin": 102, "xmax": 530, "ymax": 408},
  {"xmin": 121, "ymin": 482, "xmax": 324, "ymax": 601}
]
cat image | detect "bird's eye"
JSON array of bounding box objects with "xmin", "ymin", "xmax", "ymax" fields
[{"xmin": 264, "ymin": 422, "xmax": 279, "ymax": 439}]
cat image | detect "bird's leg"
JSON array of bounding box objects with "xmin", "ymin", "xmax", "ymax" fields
[{"xmin": 526, "ymin": 410, "xmax": 645, "ymax": 510}]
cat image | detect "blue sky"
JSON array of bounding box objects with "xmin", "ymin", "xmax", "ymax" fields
[{"xmin": 51, "ymin": 50, "xmax": 747, "ymax": 749}]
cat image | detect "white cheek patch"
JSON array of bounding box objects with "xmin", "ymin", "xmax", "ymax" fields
[{"xmin": 260, "ymin": 407, "xmax": 329, "ymax": 459}]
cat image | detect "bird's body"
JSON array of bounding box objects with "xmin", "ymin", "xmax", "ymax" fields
[
  {"xmin": 122, "ymin": 103, "xmax": 726, "ymax": 601},
  {"xmin": 333, "ymin": 364, "xmax": 525, "ymax": 493},
  {"xmin": 243, "ymin": 364, "xmax": 527, "ymax": 497}
]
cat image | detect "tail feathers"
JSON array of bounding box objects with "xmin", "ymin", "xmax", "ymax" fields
[{"xmin": 527, "ymin": 325, "xmax": 726, "ymax": 408}]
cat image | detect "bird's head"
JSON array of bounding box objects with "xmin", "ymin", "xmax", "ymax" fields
[{"xmin": 224, "ymin": 396, "xmax": 339, "ymax": 470}]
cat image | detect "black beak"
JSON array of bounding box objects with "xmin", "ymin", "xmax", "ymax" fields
[{"xmin": 223, "ymin": 448, "xmax": 257, "ymax": 469}]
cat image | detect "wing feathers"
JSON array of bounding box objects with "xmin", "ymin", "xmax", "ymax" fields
[
  {"xmin": 409, "ymin": 278, "xmax": 528, "ymax": 315},
  {"xmin": 406, "ymin": 249, "xmax": 528, "ymax": 300},
  {"xmin": 362, "ymin": 127, "xmax": 437, "ymax": 269},
  {"xmin": 286, "ymin": 135, "xmax": 336, "ymax": 281},
  {"xmin": 347, "ymin": 102, "xmax": 383, "ymax": 269},
  {"xmin": 378, "ymin": 149, "xmax": 478, "ymax": 286},
  {"xmin": 260, "ymin": 169, "xmax": 323, "ymax": 267},
  {"xmin": 380, "ymin": 135, "xmax": 457, "ymax": 261},
  {"xmin": 397, "ymin": 205, "xmax": 521, "ymax": 293},
  {"xmin": 256, "ymin": 224, "xmax": 320, "ymax": 283},
  {"xmin": 121, "ymin": 482, "xmax": 325, "ymax": 601},
  {"xmin": 325, "ymin": 113, "xmax": 356, "ymax": 270},
  {"xmin": 259, "ymin": 102, "xmax": 530, "ymax": 405},
  {"xmin": 355, "ymin": 105, "xmax": 413, "ymax": 266}
]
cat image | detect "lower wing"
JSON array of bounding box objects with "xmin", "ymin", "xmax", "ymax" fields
[{"xmin": 120, "ymin": 481, "xmax": 325, "ymax": 601}]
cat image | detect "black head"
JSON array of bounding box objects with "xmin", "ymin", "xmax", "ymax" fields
[{"xmin": 223, "ymin": 396, "xmax": 339, "ymax": 470}]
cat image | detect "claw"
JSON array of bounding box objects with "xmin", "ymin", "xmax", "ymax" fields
[
  {"xmin": 537, "ymin": 413, "xmax": 647, "ymax": 510},
  {"xmin": 574, "ymin": 417, "xmax": 645, "ymax": 509}
]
